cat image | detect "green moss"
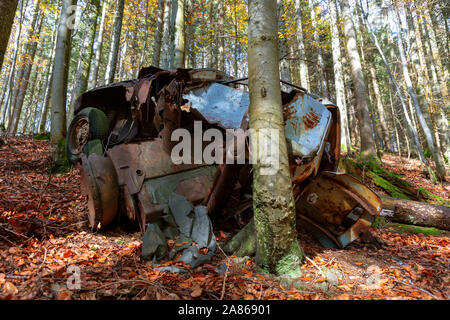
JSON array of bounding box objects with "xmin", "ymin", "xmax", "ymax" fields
[
  {"xmin": 51, "ymin": 138, "xmax": 71, "ymax": 173},
  {"xmin": 370, "ymin": 172, "xmax": 411, "ymax": 200},
  {"xmin": 33, "ymin": 133, "xmax": 51, "ymax": 141},
  {"xmin": 418, "ymin": 188, "xmax": 447, "ymax": 206},
  {"xmin": 275, "ymin": 239, "xmax": 303, "ymax": 277},
  {"xmin": 389, "ymin": 223, "xmax": 441, "ymax": 236},
  {"xmin": 372, "ymin": 216, "xmax": 387, "ymax": 229}
]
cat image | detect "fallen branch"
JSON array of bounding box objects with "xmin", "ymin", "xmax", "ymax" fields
[{"xmin": 380, "ymin": 196, "xmax": 450, "ymax": 231}]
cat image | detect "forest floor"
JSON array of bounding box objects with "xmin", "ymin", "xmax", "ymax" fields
[{"xmin": 0, "ymin": 137, "xmax": 448, "ymax": 300}]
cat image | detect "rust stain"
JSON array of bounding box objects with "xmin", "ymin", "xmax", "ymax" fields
[{"xmin": 302, "ymin": 108, "xmax": 320, "ymax": 130}]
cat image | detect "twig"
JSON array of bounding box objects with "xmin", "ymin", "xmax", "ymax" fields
[
  {"xmin": 0, "ymin": 224, "xmax": 29, "ymax": 239},
  {"xmin": 304, "ymin": 255, "xmax": 326, "ymax": 277},
  {"xmin": 0, "ymin": 233, "xmax": 17, "ymax": 246},
  {"xmin": 393, "ymin": 279, "xmax": 439, "ymax": 300}
]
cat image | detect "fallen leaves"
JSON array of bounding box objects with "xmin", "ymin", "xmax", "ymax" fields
[{"xmin": 0, "ymin": 138, "xmax": 448, "ymax": 301}]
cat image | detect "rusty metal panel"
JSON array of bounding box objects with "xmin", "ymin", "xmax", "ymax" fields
[
  {"xmin": 296, "ymin": 171, "xmax": 381, "ymax": 247},
  {"xmin": 183, "ymin": 83, "xmax": 249, "ymax": 129},
  {"xmin": 106, "ymin": 139, "xmax": 204, "ymax": 195},
  {"xmin": 284, "ymin": 93, "xmax": 332, "ymax": 159}
]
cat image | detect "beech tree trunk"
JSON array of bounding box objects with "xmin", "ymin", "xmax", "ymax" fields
[
  {"xmin": 393, "ymin": 5, "xmax": 446, "ymax": 181},
  {"xmin": 152, "ymin": 0, "xmax": 165, "ymax": 67},
  {"xmin": 248, "ymin": 0, "xmax": 303, "ymax": 276},
  {"xmin": 89, "ymin": 0, "xmax": 107, "ymax": 88},
  {"xmin": 0, "ymin": 0, "xmax": 18, "ymax": 71},
  {"xmin": 294, "ymin": 0, "xmax": 309, "ymax": 91},
  {"xmin": 104, "ymin": 0, "xmax": 124, "ymax": 84},
  {"xmin": 50, "ymin": 0, "xmax": 77, "ymax": 167},
  {"xmin": 160, "ymin": 0, "xmax": 172, "ymax": 69},
  {"xmin": 7, "ymin": 0, "xmax": 42, "ymax": 135},
  {"xmin": 341, "ymin": 0, "xmax": 376, "ymax": 160},
  {"xmin": 310, "ymin": 0, "xmax": 328, "ymax": 98},
  {"xmin": 172, "ymin": 0, "xmax": 185, "ymax": 68},
  {"xmin": 328, "ymin": 0, "xmax": 350, "ymax": 150}
]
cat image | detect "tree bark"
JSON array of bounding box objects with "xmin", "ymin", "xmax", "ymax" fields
[
  {"xmin": 68, "ymin": 1, "xmax": 100, "ymax": 124},
  {"xmin": 50, "ymin": 0, "xmax": 77, "ymax": 167},
  {"xmin": 294, "ymin": 0, "xmax": 309, "ymax": 91},
  {"xmin": 152, "ymin": 0, "xmax": 165, "ymax": 68},
  {"xmin": 341, "ymin": 0, "xmax": 376, "ymax": 160},
  {"xmin": 309, "ymin": 0, "xmax": 328, "ymax": 98},
  {"xmin": 248, "ymin": 0, "xmax": 303, "ymax": 276},
  {"xmin": 160, "ymin": 0, "xmax": 172, "ymax": 69},
  {"xmin": 0, "ymin": 0, "xmax": 23, "ymax": 127},
  {"xmin": 172, "ymin": 0, "xmax": 185, "ymax": 68},
  {"xmin": 104, "ymin": 0, "xmax": 124, "ymax": 84},
  {"xmin": 89, "ymin": 0, "xmax": 107, "ymax": 88},
  {"xmin": 7, "ymin": 0, "xmax": 42, "ymax": 135},
  {"xmin": 394, "ymin": 5, "xmax": 446, "ymax": 182},
  {"xmin": 380, "ymin": 196, "xmax": 450, "ymax": 231},
  {"xmin": 277, "ymin": 0, "xmax": 291, "ymax": 84},
  {"xmin": 217, "ymin": 0, "xmax": 225, "ymax": 72},
  {"xmin": 328, "ymin": 0, "xmax": 350, "ymax": 150},
  {"xmin": 0, "ymin": 0, "xmax": 18, "ymax": 71}
]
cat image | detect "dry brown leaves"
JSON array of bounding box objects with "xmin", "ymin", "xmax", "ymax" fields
[{"xmin": 0, "ymin": 138, "xmax": 448, "ymax": 300}]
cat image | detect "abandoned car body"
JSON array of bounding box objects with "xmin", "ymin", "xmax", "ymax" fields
[{"xmin": 67, "ymin": 66, "xmax": 382, "ymax": 255}]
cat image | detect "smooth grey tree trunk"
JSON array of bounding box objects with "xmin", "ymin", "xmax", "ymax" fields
[
  {"xmin": 7, "ymin": 0, "xmax": 42, "ymax": 135},
  {"xmin": 361, "ymin": 2, "xmax": 434, "ymax": 179},
  {"xmin": 160, "ymin": 0, "xmax": 172, "ymax": 69},
  {"xmin": 393, "ymin": 5, "xmax": 446, "ymax": 181},
  {"xmin": 341, "ymin": 0, "xmax": 376, "ymax": 160},
  {"xmin": 0, "ymin": 0, "xmax": 23, "ymax": 128},
  {"xmin": 50, "ymin": 0, "xmax": 77, "ymax": 166},
  {"xmin": 68, "ymin": 1, "xmax": 100, "ymax": 124},
  {"xmin": 309, "ymin": 0, "xmax": 328, "ymax": 98},
  {"xmin": 294, "ymin": 0, "xmax": 309, "ymax": 91},
  {"xmin": 104, "ymin": 0, "xmax": 124, "ymax": 84},
  {"xmin": 172, "ymin": 0, "xmax": 185, "ymax": 68},
  {"xmin": 248, "ymin": 0, "xmax": 303, "ymax": 276},
  {"xmin": 277, "ymin": 0, "xmax": 291, "ymax": 85},
  {"xmin": 89, "ymin": 0, "xmax": 107, "ymax": 88},
  {"xmin": 328, "ymin": 0, "xmax": 350, "ymax": 150},
  {"xmin": 152, "ymin": 0, "xmax": 165, "ymax": 67}
]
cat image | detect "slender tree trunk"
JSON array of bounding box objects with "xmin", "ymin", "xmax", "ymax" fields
[
  {"xmin": 217, "ymin": 0, "xmax": 225, "ymax": 72},
  {"xmin": 7, "ymin": 0, "xmax": 42, "ymax": 135},
  {"xmin": 152, "ymin": 0, "xmax": 165, "ymax": 68},
  {"xmin": 172, "ymin": 0, "xmax": 185, "ymax": 68},
  {"xmin": 368, "ymin": 62, "xmax": 390, "ymax": 151},
  {"xmin": 68, "ymin": 2, "xmax": 100, "ymax": 123},
  {"xmin": 341, "ymin": 0, "xmax": 376, "ymax": 160},
  {"xmin": 277, "ymin": 0, "xmax": 291, "ymax": 85},
  {"xmin": 294, "ymin": 0, "xmax": 309, "ymax": 91},
  {"xmin": 50, "ymin": 0, "xmax": 77, "ymax": 167},
  {"xmin": 0, "ymin": 0, "xmax": 23, "ymax": 127},
  {"xmin": 328, "ymin": 0, "xmax": 350, "ymax": 150},
  {"xmin": 248, "ymin": 0, "xmax": 303, "ymax": 276},
  {"xmin": 0, "ymin": 0, "xmax": 18, "ymax": 71},
  {"xmin": 38, "ymin": 25, "xmax": 58, "ymax": 134},
  {"xmin": 420, "ymin": 1, "xmax": 448, "ymax": 99},
  {"xmin": 394, "ymin": 5, "xmax": 446, "ymax": 181},
  {"xmin": 104, "ymin": 0, "xmax": 124, "ymax": 84},
  {"xmin": 309, "ymin": 0, "xmax": 327, "ymax": 98},
  {"xmin": 90, "ymin": 0, "xmax": 107, "ymax": 88},
  {"xmin": 362, "ymin": 4, "xmax": 433, "ymax": 179},
  {"xmin": 161, "ymin": 0, "xmax": 172, "ymax": 69}
]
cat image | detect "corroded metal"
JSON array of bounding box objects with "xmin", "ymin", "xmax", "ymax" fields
[
  {"xmin": 80, "ymin": 154, "xmax": 119, "ymax": 231},
  {"xmin": 72, "ymin": 65, "xmax": 382, "ymax": 249},
  {"xmin": 295, "ymin": 171, "xmax": 382, "ymax": 248}
]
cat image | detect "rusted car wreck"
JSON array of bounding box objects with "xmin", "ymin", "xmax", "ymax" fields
[{"xmin": 67, "ymin": 66, "xmax": 382, "ymax": 263}]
